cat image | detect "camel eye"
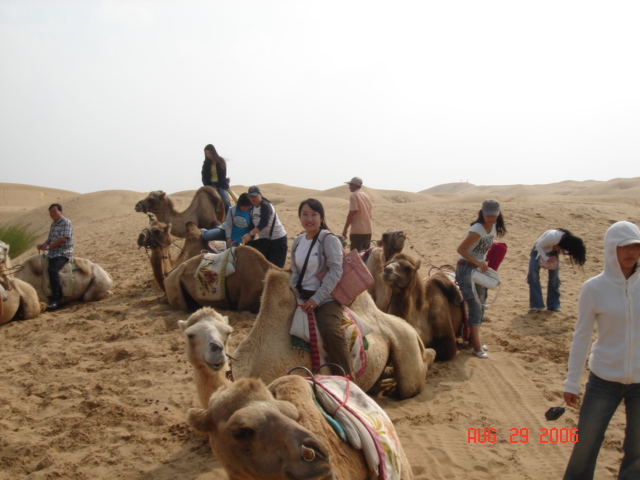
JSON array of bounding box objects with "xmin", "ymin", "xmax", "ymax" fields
[
  {"xmin": 187, "ymin": 334, "xmax": 195, "ymax": 340},
  {"xmin": 232, "ymin": 426, "xmax": 254, "ymax": 442}
]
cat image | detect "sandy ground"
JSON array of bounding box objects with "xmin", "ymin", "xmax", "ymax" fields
[{"xmin": 1, "ymin": 178, "xmax": 639, "ymax": 480}]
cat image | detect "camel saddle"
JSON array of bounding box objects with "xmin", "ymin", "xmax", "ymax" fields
[{"xmin": 194, "ymin": 249, "xmax": 236, "ymax": 301}]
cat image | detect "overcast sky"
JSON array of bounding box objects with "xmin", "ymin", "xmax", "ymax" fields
[{"xmin": 1, "ymin": 0, "xmax": 638, "ymax": 194}]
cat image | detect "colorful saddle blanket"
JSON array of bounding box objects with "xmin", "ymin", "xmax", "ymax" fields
[
  {"xmin": 290, "ymin": 306, "xmax": 372, "ymax": 377},
  {"xmin": 194, "ymin": 249, "xmax": 236, "ymax": 301},
  {"xmin": 309, "ymin": 375, "xmax": 403, "ymax": 480}
]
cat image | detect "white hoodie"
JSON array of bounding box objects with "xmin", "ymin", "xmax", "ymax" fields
[{"xmin": 564, "ymin": 221, "xmax": 640, "ymax": 395}]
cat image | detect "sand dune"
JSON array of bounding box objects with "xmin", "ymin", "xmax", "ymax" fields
[{"xmin": 1, "ymin": 180, "xmax": 639, "ymax": 479}]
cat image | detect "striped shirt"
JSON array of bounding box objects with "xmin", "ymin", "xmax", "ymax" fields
[{"xmin": 47, "ymin": 216, "xmax": 74, "ymax": 259}]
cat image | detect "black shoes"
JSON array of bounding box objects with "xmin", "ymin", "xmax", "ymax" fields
[{"xmin": 47, "ymin": 300, "xmax": 61, "ymax": 310}]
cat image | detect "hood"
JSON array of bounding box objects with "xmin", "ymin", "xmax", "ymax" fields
[{"xmin": 603, "ymin": 221, "xmax": 640, "ymax": 281}]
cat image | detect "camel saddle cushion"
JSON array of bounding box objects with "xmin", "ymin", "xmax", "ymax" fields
[{"xmin": 194, "ymin": 249, "xmax": 236, "ymax": 301}]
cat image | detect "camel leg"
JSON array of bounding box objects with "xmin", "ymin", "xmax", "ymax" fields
[{"xmin": 389, "ymin": 330, "xmax": 427, "ymax": 399}]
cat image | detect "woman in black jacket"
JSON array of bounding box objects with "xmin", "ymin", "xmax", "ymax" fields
[{"xmin": 201, "ymin": 144, "xmax": 230, "ymax": 214}]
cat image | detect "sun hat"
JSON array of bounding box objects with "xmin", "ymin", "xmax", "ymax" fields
[
  {"xmin": 247, "ymin": 186, "xmax": 261, "ymax": 197},
  {"xmin": 482, "ymin": 199, "xmax": 500, "ymax": 216},
  {"xmin": 345, "ymin": 177, "xmax": 363, "ymax": 187}
]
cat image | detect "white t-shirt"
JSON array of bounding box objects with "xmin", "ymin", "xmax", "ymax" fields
[
  {"xmin": 294, "ymin": 236, "xmax": 322, "ymax": 291},
  {"xmin": 459, "ymin": 223, "xmax": 496, "ymax": 262}
]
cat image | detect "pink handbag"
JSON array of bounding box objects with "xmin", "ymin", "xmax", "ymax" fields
[{"xmin": 318, "ymin": 239, "xmax": 374, "ymax": 305}]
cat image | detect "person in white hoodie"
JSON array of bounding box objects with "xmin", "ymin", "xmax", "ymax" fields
[{"xmin": 562, "ymin": 221, "xmax": 640, "ymax": 480}]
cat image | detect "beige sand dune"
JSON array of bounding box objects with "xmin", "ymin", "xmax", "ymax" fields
[{"xmin": 1, "ymin": 180, "xmax": 639, "ymax": 479}]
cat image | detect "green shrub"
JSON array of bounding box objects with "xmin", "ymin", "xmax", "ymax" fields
[{"xmin": 0, "ymin": 223, "xmax": 40, "ymax": 259}]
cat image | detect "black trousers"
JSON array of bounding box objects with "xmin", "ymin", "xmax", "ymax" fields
[{"xmin": 48, "ymin": 256, "xmax": 69, "ymax": 301}]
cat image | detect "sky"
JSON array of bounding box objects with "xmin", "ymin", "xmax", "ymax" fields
[{"xmin": 1, "ymin": 0, "xmax": 638, "ymax": 195}]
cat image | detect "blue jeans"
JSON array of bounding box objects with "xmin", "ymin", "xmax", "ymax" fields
[
  {"xmin": 527, "ymin": 248, "xmax": 561, "ymax": 310},
  {"xmin": 216, "ymin": 187, "xmax": 230, "ymax": 215},
  {"xmin": 564, "ymin": 373, "xmax": 640, "ymax": 480},
  {"xmin": 456, "ymin": 264, "xmax": 487, "ymax": 326},
  {"xmin": 202, "ymin": 227, "xmax": 226, "ymax": 242}
]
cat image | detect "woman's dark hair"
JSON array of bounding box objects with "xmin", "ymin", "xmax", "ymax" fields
[
  {"xmin": 557, "ymin": 228, "xmax": 586, "ymax": 266},
  {"xmin": 298, "ymin": 198, "xmax": 329, "ymax": 230},
  {"xmin": 471, "ymin": 210, "xmax": 507, "ymax": 237},
  {"xmin": 236, "ymin": 193, "xmax": 251, "ymax": 208},
  {"xmin": 204, "ymin": 144, "xmax": 227, "ymax": 169}
]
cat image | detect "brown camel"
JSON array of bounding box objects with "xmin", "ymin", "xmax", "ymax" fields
[
  {"xmin": 230, "ymin": 269, "xmax": 434, "ymax": 399},
  {"xmin": 187, "ymin": 375, "xmax": 413, "ymax": 479},
  {"xmin": 381, "ymin": 252, "xmax": 463, "ymax": 361},
  {"xmin": 178, "ymin": 307, "xmax": 232, "ymax": 408},
  {"xmin": 366, "ymin": 228, "xmax": 406, "ymax": 304},
  {"xmin": 164, "ymin": 245, "xmax": 277, "ymax": 313},
  {"xmin": 0, "ymin": 241, "xmax": 46, "ymax": 325},
  {"xmin": 134, "ymin": 186, "xmax": 224, "ymax": 238},
  {"xmin": 137, "ymin": 220, "xmax": 206, "ymax": 292}
]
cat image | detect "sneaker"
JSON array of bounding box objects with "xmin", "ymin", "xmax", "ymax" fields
[
  {"xmin": 482, "ymin": 343, "xmax": 488, "ymax": 351},
  {"xmin": 472, "ymin": 349, "xmax": 489, "ymax": 359},
  {"xmin": 548, "ymin": 308, "xmax": 561, "ymax": 312},
  {"xmin": 528, "ymin": 307, "xmax": 544, "ymax": 313}
]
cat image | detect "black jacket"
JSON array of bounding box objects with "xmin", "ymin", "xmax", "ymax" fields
[{"xmin": 201, "ymin": 158, "xmax": 229, "ymax": 190}]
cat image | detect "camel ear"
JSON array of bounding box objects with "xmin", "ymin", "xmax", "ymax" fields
[
  {"xmin": 178, "ymin": 319, "xmax": 188, "ymax": 331},
  {"xmin": 187, "ymin": 408, "xmax": 215, "ymax": 433},
  {"xmin": 273, "ymin": 399, "xmax": 300, "ymax": 421},
  {"xmin": 414, "ymin": 259, "xmax": 421, "ymax": 270},
  {"xmin": 165, "ymin": 223, "xmax": 172, "ymax": 234}
]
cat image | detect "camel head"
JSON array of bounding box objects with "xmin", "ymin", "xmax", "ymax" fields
[
  {"xmin": 383, "ymin": 253, "xmax": 421, "ymax": 289},
  {"xmin": 0, "ymin": 241, "xmax": 9, "ymax": 271},
  {"xmin": 178, "ymin": 307, "xmax": 232, "ymax": 372},
  {"xmin": 380, "ymin": 228, "xmax": 406, "ymax": 258},
  {"xmin": 187, "ymin": 378, "xmax": 334, "ymax": 480},
  {"xmin": 135, "ymin": 190, "xmax": 169, "ymax": 213},
  {"xmin": 137, "ymin": 221, "xmax": 172, "ymax": 249}
]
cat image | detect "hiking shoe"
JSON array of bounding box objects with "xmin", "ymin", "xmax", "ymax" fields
[
  {"xmin": 472, "ymin": 349, "xmax": 489, "ymax": 359},
  {"xmin": 528, "ymin": 307, "xmax": 544, "ymax": 313}
]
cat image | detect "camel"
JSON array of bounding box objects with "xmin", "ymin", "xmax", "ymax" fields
[
  {"xmin": 164, "ymin": 245, "xmax": 276, "ymax": 313},
  {"xmin": 15, "ymin": 253, "xmax": 112, "ymax": 305},
  {"xmin": 380, "ymin": 253, "xmax": 463, "ymax": 361},
  {"xmin": 137, "ymin": 220, "xmax": 206, "ymax": 292},
  {"xmin": 187, "ymin": 375, "xmax": 413, "ymax": 479},
  {"xmin": 134, "ymin": 187, "xmax": 224, "ymax": 238},
  {"xmin": 0, "ymin": 241, "xmax": 46, "ymax": 325},
  {"xmin": 178, "ymin": 307, "xmax": 233, "ymax": 408},
  {"xmin": 366, "ymin": 228, "xmax": 406, "ymax": 303},
  {"xmin": 230, "ymin": 269, "xmax": 434, "ymax": 399}
]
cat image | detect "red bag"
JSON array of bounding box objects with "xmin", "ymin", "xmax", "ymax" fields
[{"xmin": 486, "ymin": 242, "xmax": 508, "ymax": 271}]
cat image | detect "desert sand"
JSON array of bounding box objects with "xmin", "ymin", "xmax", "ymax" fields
[{"xmin": 1, "ymin": 177, "xmax": 639, "ymax": 480}]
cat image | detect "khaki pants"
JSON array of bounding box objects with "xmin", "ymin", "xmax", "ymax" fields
[{"xmin": 315, "ymin": 300, "xmax": 354, "ymax": 378}]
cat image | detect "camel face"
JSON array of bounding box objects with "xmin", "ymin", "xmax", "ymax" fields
[
  {"xmin": 381, "ymin": 228, "xmax": 406, "ymax": 251},
  {"xmin": 187, "ymin": 378, "xmax": 334, "ymax": 480},
  {"xmin": 135, "ymin": 190, "xmax": 166, "ymax": 213},
  {"xmin": 137, "ymin": 221, "xmax": 172, "ymax": 249},
  {"xmin": 383, "ymin": 257, "xmax": 418, "ymax": 289},
  {"xmin": 0, "ymin": 241, "xmax": 8, "ymax": 267},
  {"xmin": 179, "ymin": 308, "xmax": 232, "ymax": 372}
]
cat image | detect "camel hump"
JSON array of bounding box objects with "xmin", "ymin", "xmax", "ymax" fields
[
  {"xmin": 72, "ymin": 257, "xmax": 92, "ymax": 276},
  {"xmin": 428, "ymin": 271, "xmax": 462, "ymax": 304}
]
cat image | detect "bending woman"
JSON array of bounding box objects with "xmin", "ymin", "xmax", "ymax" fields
[
  {"xmin": 290, "ymin": 198, "xmax": 353, "ymax": 378},
  {"xmin": 201, "ymin": 144, "xmax": 230, "ymax": 214},
  {"xmin": 562, "ymin": 221, "xmax": 640, "ymax": 479},
  {"xmin": 527, "ymin": 229, "xmax": 586, "ymax": 313},
  {"xmin": 455, "ymin": 199, "xmax": 507, "ymax": 359},
  {"xmin": 201, "ymin": 193, "xmax": 252, "ymax": 248},
  {"xmin": 242, "ymin": 186, "xmax": 288, "ymax": 268}
]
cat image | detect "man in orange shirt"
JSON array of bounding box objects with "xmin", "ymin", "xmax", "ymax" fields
[{"xmin": 342, "ymin": 177, "xmax": 373, "ymax": 251}]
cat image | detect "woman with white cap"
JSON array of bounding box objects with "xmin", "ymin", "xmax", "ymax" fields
[
  {"xmin": 455, "ymin": 199, "xmax": 507, "ymax": 359},
  {"xmin": 242, "ymin": 186, "xmax": 288, "ymax": 268},
  {"xmin": 562, "ymin": 221, "xmax": 640, "ymax": 479}
]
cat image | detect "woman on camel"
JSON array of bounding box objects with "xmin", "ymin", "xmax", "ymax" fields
[
  {"xmin": 455, "ymin": 199, "xmax": 507, "ymax": 359},
  {"xmin": 201, "ymin": 144, "xmax": 230, "ymax": 214},
  {"xmin": 290, "ymin": 198, "xmax": 354, "ymax": 378},
  {"xmin": 242, "ymin": 186, "xmax": 288, "ymax": 268}
]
